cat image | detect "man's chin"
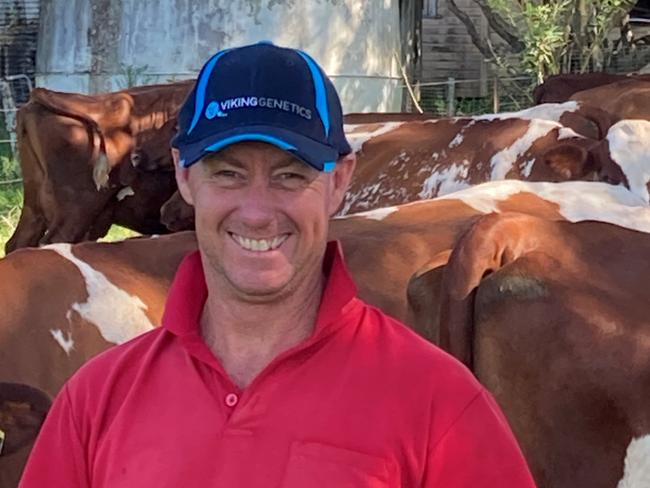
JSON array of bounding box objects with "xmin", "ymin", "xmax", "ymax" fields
[{"xmin": 227, "ymin": 274, "xmax": 295, "ymax": 302}]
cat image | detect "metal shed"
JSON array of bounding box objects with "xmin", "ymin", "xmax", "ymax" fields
[{"xmin": 36, "ymin": 0, "xmax": 422, "ymax": 112}]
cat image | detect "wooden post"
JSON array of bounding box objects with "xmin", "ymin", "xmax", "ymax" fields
[
  {"xmin": 447, "ymin": 77, "xmax": 456, "ymax": 117},
  {"xmin": 492, "ymin": 77, "xmax": 500, "ymax": 113}
]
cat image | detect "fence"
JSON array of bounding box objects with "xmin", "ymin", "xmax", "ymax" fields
[
  {"xmin": 404, "ymin": 75, "xmax": 536, "ymax": 116},
  {"xmin": 0, "ymin": 74, "xmax": 30, "ymax": 185}
]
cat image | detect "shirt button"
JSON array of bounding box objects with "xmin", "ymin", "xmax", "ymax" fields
[{"xmin": 225, "ymin": 393, "xmax": 239, "ymax": 407}]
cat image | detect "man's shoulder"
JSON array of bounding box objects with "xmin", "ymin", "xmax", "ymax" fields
[{"xmin": 64, "ymin": 327, "xmax": 169, "ymax": 399}]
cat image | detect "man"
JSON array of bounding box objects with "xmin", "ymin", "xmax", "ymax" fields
[{"xmin": 19, "ymin": 42, "xmax": 536, "ymax": 487}]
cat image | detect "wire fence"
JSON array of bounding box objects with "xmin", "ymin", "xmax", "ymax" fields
[
  {"xmin": 405, "ymin": 75, "xmax": 536, "ymax": 116},
  {"xmin": 0, "ymin": 74, "xmax": 31, "ymax": 185}
]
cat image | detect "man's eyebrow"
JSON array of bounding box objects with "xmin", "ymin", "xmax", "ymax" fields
[
  {"xmin": 202, "ymin": 154, "xmax": 245, "ymax": 168},
  {"xmin": 270, "ymin": 157, "xmax": 305, "ymax": 170}
]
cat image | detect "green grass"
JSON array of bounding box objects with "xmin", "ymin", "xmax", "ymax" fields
[{"xmin": 0, "ymin": 185, "xmax": 22, "ymax": 256}]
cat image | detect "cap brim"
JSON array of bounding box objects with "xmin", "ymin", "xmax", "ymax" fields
[{"xmin": 175, "ymin": 125, "xmax": 340, "ymax": 172}]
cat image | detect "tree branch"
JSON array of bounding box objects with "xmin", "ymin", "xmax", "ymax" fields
[
  {"xmin": 447, "ymin": 0, "xmax": 495, "ymax": 61},
  {"xmin": 472, "ymin": 0, "xmax": 525, "ymax": 52}
]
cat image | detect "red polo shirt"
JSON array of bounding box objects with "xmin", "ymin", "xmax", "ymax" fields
[{"xmin": 20, "ymin": 242, "xmax": 536, "ymax": 488}]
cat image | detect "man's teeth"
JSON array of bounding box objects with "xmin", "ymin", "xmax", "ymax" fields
[{"xmin": 233, "ymin": 234, "xmax": 287, "ymax": 252}]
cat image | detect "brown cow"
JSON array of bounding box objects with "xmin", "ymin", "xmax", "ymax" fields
[
  {"xmin": 160, "ymin": 102, "xmax": 617, "ymax": 231},
  {"xmin": 5, "ymin": 81, "xmax": 193, "ymax": 254},
  {"xmin": 532, "ymin": 72, "xmax": 650, "ymax": 104},
  {"xmin": 340, "ymin": 115, "xmax": 610, "ymax": 215},
  {"xmin": 0, "ymin": 384, "xmax": 51, "ymax": 488},
  {"xmin": 429, "ymin": 212, "xmax": 650, "ymax": 488},
  {"xmin": 570, "ymin": 78, "xmax": 650, "ymax": 120}
]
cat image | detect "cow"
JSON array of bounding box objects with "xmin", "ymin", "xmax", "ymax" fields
[
  {"xmin": 425, "ymin": 211, "xmax": 650, "ymax": 488},
  {"xmin": 540, "ymin": 119, "xmax": 650, "ymax": 203},
  {"xmin": 0, "ymin": 384, "xmax": 51, "ymax": 488},
  {"xmin": 339, "ymin": 114, "xmax": 613, "ymax": 215},
  {"xmin": 160, "ymin": 102, "xmax": 618, "ymax": 231},
  {"xmin": 2, "ymin": 180, "xmax": 650, "ymax": 485},
  {"xmin": 4, "ymin": 81, "xmax": 193, "ymax": 254},
  {"xmin": 532, "ymin": 72, "xmax": 650, "ymax": 104},
  {"xmin": 570, "ymin": 78, "xmax": 650, "ymax": 121}
]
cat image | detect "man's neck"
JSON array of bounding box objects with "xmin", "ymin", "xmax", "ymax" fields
[{"xmin": 200, "ymin": 273, "xmax": 324, "ymax": 389}]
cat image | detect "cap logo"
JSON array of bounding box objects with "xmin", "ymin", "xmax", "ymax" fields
[
  {"xmin": 202, "ymin": 96, "xmax": 312, "ymax": 121},
  {"xmin": 205, "ymin": 101, "xmax": 227, "ymax": 119}
]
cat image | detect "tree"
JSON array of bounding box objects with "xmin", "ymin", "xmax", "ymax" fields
[{"xmin": 449, "ymin": 0, "xmax": 636, "ymax": 82}]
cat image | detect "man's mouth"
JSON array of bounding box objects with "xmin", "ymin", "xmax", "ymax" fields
[{"xmin": 229, "ymin": 232, "xmax": 290, "ymax": 252}]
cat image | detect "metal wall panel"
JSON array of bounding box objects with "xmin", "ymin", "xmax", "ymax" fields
[{"xmin": 36, "ymin": 0, "xmax": 408, "ymax": 112}]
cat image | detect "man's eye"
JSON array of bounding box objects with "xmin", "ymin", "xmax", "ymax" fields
[
  {"xmin": 213, "ymin": 170, "xmax": 241, "ymax": 178},
  {"xmin": 275, "ymin": 172, "xmax": 307, "ymax": 181}
]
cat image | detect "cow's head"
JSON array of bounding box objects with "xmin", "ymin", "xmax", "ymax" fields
[
  {"xmin": 160, "ymin": 190, "xmax": 195, "ymax": 232},
  {"xmin": 542, "ymin": 140, "xmax": 629, "ymax": 188},
  {"xmin": 0, "ymin": 383, "xmax": 51, "ymax": 457},
  {"xmin": 131, "ymin": 118, "xmax": 178, "ymax": 172}
]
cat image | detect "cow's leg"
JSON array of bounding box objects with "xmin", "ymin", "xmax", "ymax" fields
[
  {"xmin": 5, "ymin": 125, "xmax": 49, "ymax": 253},
  {"xmin": 4, "ymin": 173, "xmax": 50, "ymax": 253},
  {"xmin": 84, "ymin": 204, "xmax": 116, "ymax": 241},
  {"xmin": 39, "ymin": 189, "xmax": 115, "ymax": 245},
  {"xmin": 4, "ymin": 203, "xmax": 47, "ymax": 253}
]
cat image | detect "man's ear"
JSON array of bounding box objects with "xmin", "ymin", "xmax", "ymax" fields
[
  {"xmin": 328, "ymin": 152, "xmax": 356, "ymax": 216},
  {"xmin": 173, "ymin": 148, "xmax": 195, "ymax": 206}
]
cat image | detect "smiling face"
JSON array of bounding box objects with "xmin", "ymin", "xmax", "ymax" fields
[{"xmin": 174, "ymin": 142, "xmax": 355, "ymax": 302}]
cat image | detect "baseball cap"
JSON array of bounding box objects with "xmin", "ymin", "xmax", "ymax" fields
[{"xmin": 171, "ymin": 41, "xmax": 352, "ymax": 172}]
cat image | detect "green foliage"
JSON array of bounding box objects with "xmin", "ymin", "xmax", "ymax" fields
[
  {"xmin": 0, "ymin": 155, "xmax": 20, "ymax": 181},
  {"xmin": 0, "ymin": 186, "xmax": 22, "ymax": 257},
  {"xmin": 99, "ymin": 225, "xmax": 140, "ymax": 242},
  {"xmin": 486, "ymin": 0, "xmax": 635, "ymax": 81},
  {"xmin": 117, "ymin": 63, "xmax": 154, "ymax": 88}
]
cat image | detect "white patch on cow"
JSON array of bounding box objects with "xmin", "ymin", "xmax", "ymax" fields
[
  {"xmin": 352, "ymin": 206, "xmax": 399, "ymax": 221},
  {"xmin": 116, "ymin": 186, "xmax": 135, "ymax": 201},
  {"xmin": 343, "ymin": 122, "xmax": 406, "ymax": 153},
  {"xmin": 607, "ymin": 120, "xmax": 650, "ymax": 204},
  {"xmin": 419, "ymin": 161, "xmax": 472, "ymax": 199},
  {"xmin": 617, "ymin": 435, "xmax": 650, "ymax": 488},
  {"xmin": 438, "ymin": 180, "xmax": 650, "ymax": 233},
  {"xmin": 558, "ymin": 127, "xmax": 582, "ymax": 141},
  {"xmin": 50, "ymin": 329, "xmax": 74, "ymax": 355},
  {"xmin": 43, "ymin": 243, "xmax": 155, "ymax": 344},
  {"xmin": 449, "ymin": 132, "xmax": 464, "ymax": 148},
  {"xmin": 474, "ymin": 101, "xmax": 580, "ymax": 122},
  {"xmin": 431, "ymin": 152, "xmax": 439, "ymax": 160},
  {"xmin": 490, "ymin": 119, "xmax": 562, "ymax": 180},
  {"xmin": 521, "ymin": 159, "xmax": 535, "ymax": 178}
]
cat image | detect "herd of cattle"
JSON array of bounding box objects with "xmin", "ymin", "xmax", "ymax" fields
[{"xmin": 2, "ymin": 72, "xmax": 650, "ymax": 488}]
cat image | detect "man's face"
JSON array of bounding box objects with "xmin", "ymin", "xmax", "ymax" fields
[{"xmin": 174, "ymin": 142, "xmax": 355, "ymax": 302}]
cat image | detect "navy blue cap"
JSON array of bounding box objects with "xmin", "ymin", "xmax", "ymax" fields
[{"xmin": 172, "ymin": 41, "xmax": 352, "ymax": 172}]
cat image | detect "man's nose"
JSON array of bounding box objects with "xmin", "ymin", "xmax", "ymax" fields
[{"xmin": 236, "ymin": 180, "xmax": 277, "ymax": 227}]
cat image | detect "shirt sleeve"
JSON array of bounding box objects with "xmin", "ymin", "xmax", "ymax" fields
[
  {"xmin": 18, "ymin": 384, "xmax": 90, "ymax": 488},
  {"xmin": 424, "ymin": 389, "xmax": 537, "ymax": 488}
]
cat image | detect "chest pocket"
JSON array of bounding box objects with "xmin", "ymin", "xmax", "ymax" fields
[{"xmin": 280, "ymin": 440, "xmax": 390, "ymax": 488}]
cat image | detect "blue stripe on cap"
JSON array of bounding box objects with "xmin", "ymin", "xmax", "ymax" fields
[
  {"xmin": 297, "ymin": 51, "xmax": 330, "ymax": 138},
  {"xmin": 187, "ymin": 49, "xmax": 231, "ymax": 135},
  {"xmin": 323, "ymin": 161, "xmax": 336, "ymax": 172},
  {"xmin": 204, "ymin": 133, "xmax": 297, "ymax": 154}
]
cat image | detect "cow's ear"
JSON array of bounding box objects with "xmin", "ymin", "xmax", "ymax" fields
[
  {"xmin": 0, "ymin": 383, "xmax": 51, "ymax": 457},
  {"xmin": 543, "ymin": 143, "xmax": 591, "ymax": 180}
]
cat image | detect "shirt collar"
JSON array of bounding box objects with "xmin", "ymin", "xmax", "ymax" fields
[{"xmin": 161, "ymin": 241, "xmax": 359, "ymax": 339}]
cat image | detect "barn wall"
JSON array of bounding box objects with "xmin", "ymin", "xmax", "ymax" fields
[
  {"xmin": 37, "ymin": 0, "xmax": 409, "ymax": 112},
  {"xmin": 420, "ymin": 0, "xmax": 488, "ymax": 96}
]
